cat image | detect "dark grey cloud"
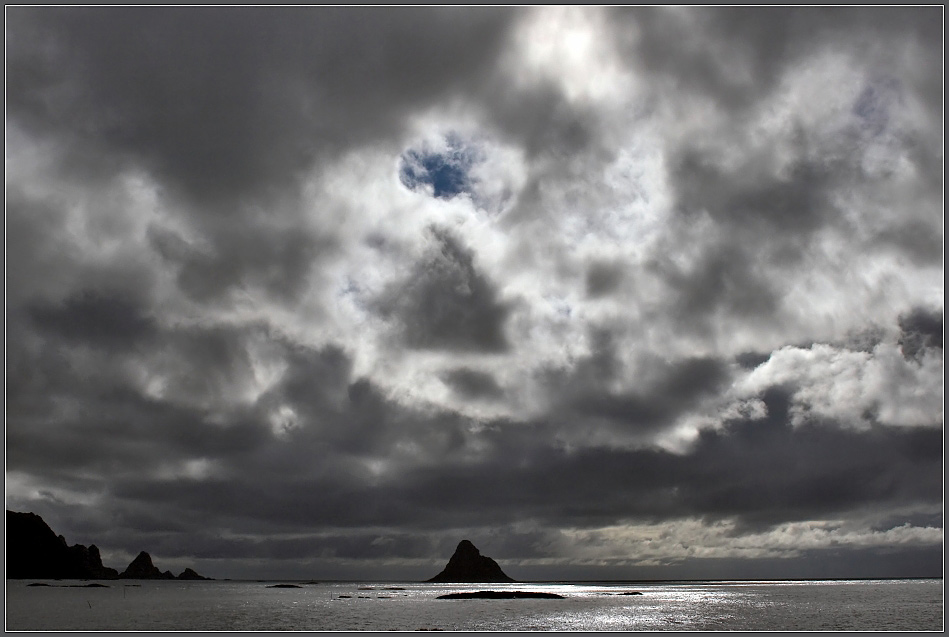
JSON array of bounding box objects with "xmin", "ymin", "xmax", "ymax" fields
[
  {"xmin": 898, "ymin": 307, "xmax": 943, "ymax": 361},
  {"xmin": 490, "ymin": 84, "xmax": 602, "ymax": 161},
  {"xmin": 6, "ymin": 6, "xmax": 521, "ymax": 206},
  {"xmin": 682, "ymin": 388, "xmax": 942, "ymax": 527},
  {"xmin": 28, "ymin": 290, "xmax": 157, "ymax": 351},
  {"xmin": 148, "ymin": 222, "xmax": 328, "ymax": 304},
  {"xmin": 556, "ymin": 355, "xmax": 730, "ymax": 437},
  {"xmin": 669, "ymin": 149, "xmax": 841, "ymax": 237},
  {"xmin": 44, "ymin": 383, "xmax": 931, "ymax": 539},
  {"xmin": 492, "ymin": 98, "xmax": 618, "ymax": 232},
  {"xmin": 649, "ymin": 236, "xmax": 781, "ymax": 335},
  {"xmin": 608, "ymin": 7, "xmax": 942, "ymax": 112},
  {"xmin": 4, "ymin": 189, "xmax": 160, "ymax": 308},
  {"xmin": 871, "ymin": 219, "xmax": 944, "ymax": 267},
  {"xmin": 375, "ymin": 227, "xmax": 510, "ymax": 352},
  {"xmin": 441, "ymin": 368, "xmax": 505, "ymax": 400},
  {"xmin": 734, "ymin": 351, "xmax": 772, "ymax": 370},
  {"xmin": 392, "ymin": 387, "xmax": 941, "ymax": 533},
  {"xmin": 213, "ymin": 386, "xmax": 938, "ymax": 531},
  {"xmin": 585, "ymin": 261, "xmax": 625, "ymax": 298}
]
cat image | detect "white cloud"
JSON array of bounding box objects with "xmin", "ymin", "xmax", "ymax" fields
[
  {"xmin": 735, "ymin": 341, "xmax": 943, "ymax": 429},
  {"xmin": 508, "ymin": 6, "xmax": 633, "ymax": 106}
]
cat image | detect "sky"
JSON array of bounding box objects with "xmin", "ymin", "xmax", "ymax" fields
[{"xmin": 4, "ymin": 7, "xmax": 944, "ymax": 581}]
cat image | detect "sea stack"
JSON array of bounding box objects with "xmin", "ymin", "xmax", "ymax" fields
[
  {"xmin": 427, "ymin": 540, "xmax": 515, "ymax": 583},
  {"xmin": 120, "ymin": 551, "xmax": 175, "ymax": 579}
]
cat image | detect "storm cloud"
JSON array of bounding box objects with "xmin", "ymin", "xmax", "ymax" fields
[{"xmin": 5, "ymin": 7, "xmax": 942, "ymax": 581}]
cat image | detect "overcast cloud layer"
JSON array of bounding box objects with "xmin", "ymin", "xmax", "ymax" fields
[{"xmin": 5, "ymin": 7, "xmax": 943, "ymax": 580}]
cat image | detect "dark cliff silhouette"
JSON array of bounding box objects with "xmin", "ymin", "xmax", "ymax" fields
[
  {"xmin": 6, "ymin": 511, "xmax": 119, "ymax": 579},
  {"xmin": 5, "ymin": 510, "xmax": 210, "ymax": 580},
  {"xmin": 427, "ymin": 540, "xmax": 515, "ymax": 582}
]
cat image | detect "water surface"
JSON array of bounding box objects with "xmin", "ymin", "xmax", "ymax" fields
[{"xmin": 5, "ymin": 578, "xmax": 942, "ymax": 631}]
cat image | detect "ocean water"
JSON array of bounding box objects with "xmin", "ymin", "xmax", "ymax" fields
[{"xmin": 5, "ymin": 578, "xmax": 943, "ymax": 631}]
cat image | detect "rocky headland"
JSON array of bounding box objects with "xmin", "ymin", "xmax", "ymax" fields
[{"xmin": 6, "ymin": 510, "xmax": 210, "ymax": 581}]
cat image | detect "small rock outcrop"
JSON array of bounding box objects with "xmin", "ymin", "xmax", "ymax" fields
[
  {"xmin": 437, "ymin": 590, "xmax": 564, "ymax": 599},
  {"xmin": 177, "ymin": 567, "xmax": 210, "ymax": 580},
  {"xmin": 120, "ymin": 551, "xmax": 176, "ymax": 579},
  {"xmin": 426, "ymin": 540, "xmax": 515, "ymax": 583}
]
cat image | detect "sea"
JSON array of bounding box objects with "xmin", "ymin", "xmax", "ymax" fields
[{"xmin": 5, "ymin": 578, "xmax": 943, "ymax": 632}]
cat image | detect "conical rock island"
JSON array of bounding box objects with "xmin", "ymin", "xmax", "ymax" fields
[
  {"xmin": 427, "ymin": 540, "xmax": 515, "ymax": 583},
  {"xmin": 120, "ymin": 551, "xmax": 175, "ymax": 579}
]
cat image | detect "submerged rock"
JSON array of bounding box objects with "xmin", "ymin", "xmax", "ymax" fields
[{"xmin": 426, "ymin": 540, "xmax": 515, "ymax": 583}]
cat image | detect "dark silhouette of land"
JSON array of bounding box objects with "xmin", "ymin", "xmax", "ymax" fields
[
  {"xmin": 178, "ymin": 568, "xmax": 210, "ymax": 580},
  {"xmin": 27, "ymin": 582, "xmax": 110, "ymax": 588},
  {"xmin": 426, "ymin": 540, "xmax": 515, "ymax": 583},
  {"xmin": 6, "ymin": 510, "xmax": 210, "ymax": 580},
  {"xmin": 120, "ymin": 551, "xmax": 176, "ymax": 579},
  {"xmin": 437, "ymin": 590, "xmax": 565, "ymax": 599},
  {"xmin": 6, "ymin": 511, "xmax": 119, "ymax": 579}
]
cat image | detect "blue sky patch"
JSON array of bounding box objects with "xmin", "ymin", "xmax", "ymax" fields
[{"xmin": 399, "ymin": 134, "xmax": 483, "ymax": 200}]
